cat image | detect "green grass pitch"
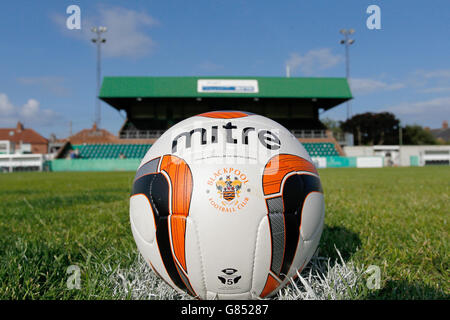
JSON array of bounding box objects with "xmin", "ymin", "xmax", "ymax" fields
[{"xmin": 0, "ymin": 167, "xmax": 448, "ymax": 299}]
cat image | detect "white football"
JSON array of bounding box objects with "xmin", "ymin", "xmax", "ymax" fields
[{"xmin": 130, "ymin": 111, "xmax": 325, "ymax": 300}]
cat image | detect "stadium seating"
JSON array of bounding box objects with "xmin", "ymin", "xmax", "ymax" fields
[
  {"xmin": 72, "ymin": 144, "xmax": 151, "ymax": 159},
  {"xmin": 302, "ymin": 142, "xmax": 339, "ymax": 157},
  {"xmin": 71, "ymin": 142, "xmax": 338, "ymax": 159}
]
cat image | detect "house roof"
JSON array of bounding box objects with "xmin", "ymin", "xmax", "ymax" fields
[
  {"xmin": 430, "ymin": 128, "xmax": 450, "ymax": 142},
  {"xmin": 0, "ymin": 122, "xmax": 48, "ymax": 144},
  {"xmin": 67, "ymin": 123, "xmax": 118, "ymax": 145},
  {"xmin": 60, "ymin": 124, "xmax": 156, "ymax": 145}
]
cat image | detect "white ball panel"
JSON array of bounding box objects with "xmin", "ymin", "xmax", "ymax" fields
[
  {"xmin": 300, "ymin": 192, "xmax": 325, "ymax": 241},
  {"xmin": 130, "ymin": 216, "xmax": 180, "ymax": 293},
  {"xmin": 294, "ymin": 209, "xmax": 325, "ymax": 276},
  {"xmin": 184, "ymin": 217, "xmax": 207, "ymax": 299},
  {"xmin": 130, "ymin": 195, "xmax": 156, "ymax": 244},
  {"xmin": 250, "ymin": 215, "xmax": 273, "ymax": 296},
  {"xmin": 196, "ymin": 210, "xmax": 257, "ymax": 294},
  {"xmin": 285, "ymin": 233, "xmax": 305, "ymax": 280}
]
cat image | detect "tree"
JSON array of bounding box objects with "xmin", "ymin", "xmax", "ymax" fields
[
  {"xmin": 341, "ymin": 112, "xmax": 400, "ymax": 145},
  {"xmin": 402, "ymin": 125, "xmax": 437, "ymax": 145},
  {"xmin": 322, "ymin": 117, "xmax": 343, "ymax": 138}
]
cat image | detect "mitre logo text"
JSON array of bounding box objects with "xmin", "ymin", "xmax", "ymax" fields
[
  {"xmin": 171, "ymin": 122, "xmax": 281, "ymax": 153},
  {"xmin": 206, "ymin": 168, "xmax": 250, "ymax": 213}
]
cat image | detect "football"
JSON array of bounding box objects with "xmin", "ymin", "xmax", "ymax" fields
[{"xmin": 129, "ymin": 111, "xmax": 325, "ymax": 299}]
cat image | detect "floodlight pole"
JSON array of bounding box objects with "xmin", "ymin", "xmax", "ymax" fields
[
  {"xmin": 340, "ymin": 29, "xmax": 355, "ymax": 120},
  {"xmin": 91, "ymin": 26, "xmax": 107, "ymax": 129}
]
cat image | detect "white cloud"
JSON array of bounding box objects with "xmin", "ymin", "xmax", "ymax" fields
[
  {"xmin": 0, "ymin": 93, "xmax": 61, "ymax": 127},
  {"xmin": 408, "ymin": 69, "xmax": 450, "ymax": 95},
  {"xmin": 386, "ymin": 96, "xmax": 450, "ymax": 123},
  {"xmin": 286, "ymin": 48, "xmax": 342, "ymax": 76},
  {"xmin": 419, "ymin": 86, "xmax": 450, "ymax": 94},
  {"xmin": 51, "ymin": 6, "xmax": 158, "ymax": 58},
  {"xmin": 0, "ymin": 93, "xmax": 15, "ymax": 115},
  {"xmin": 98, "ymin": 7, "xmax": 158, "ymax": 58},
  {"xmin": 350, "ymin": 69, "xmax": 450, "ymax": 96},
  {"xmin": 350, "ymin": 78, "xmax": 406, "ymax": 95},
  {"xmin": 20, "ymin": 99, "xmax": 40, "ymax": 118},
  {"xmin": 420, "ymin": 69, "xmax": 450, "ymax": 79}
]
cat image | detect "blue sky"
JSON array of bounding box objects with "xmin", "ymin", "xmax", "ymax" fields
[{"xmin": 1, "ymin": 0, "xmax": 449, "ymax": 138}]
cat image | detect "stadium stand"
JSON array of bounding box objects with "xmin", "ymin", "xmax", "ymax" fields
[
  {"xmin": 66, "ymin": 142, "xmax": 339, "ymax": 159},
  {"xmin": 72, "ymin": 144, "xmax": 151, "ymax": 159},
  {"xmin": 48, "ymin": 76, "xmax": 350, "ymax": 171},
  {"xmin": 54, "ymin": 124, "xmax": 156, "ymax": 160},
  {"xmin": 303, "ymin": 142, "xmax": 339, "ymax": 157},
  {"xmin": 98, "ymin": 76, "xmax": 351, "ymax": 159}
]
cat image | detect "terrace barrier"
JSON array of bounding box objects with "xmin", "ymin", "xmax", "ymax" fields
[{"xmin": 49, "ymin": 159, "xmax": 141, "ymax": 172}]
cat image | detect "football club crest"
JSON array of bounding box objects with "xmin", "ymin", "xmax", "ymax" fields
[
  {"xmin": 206, "ymin": 168, "xmax": 250, "ymax": 213},
  {"xmin": 216, "ymin": 175, "xmax": 241, "ymax": 202}
]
